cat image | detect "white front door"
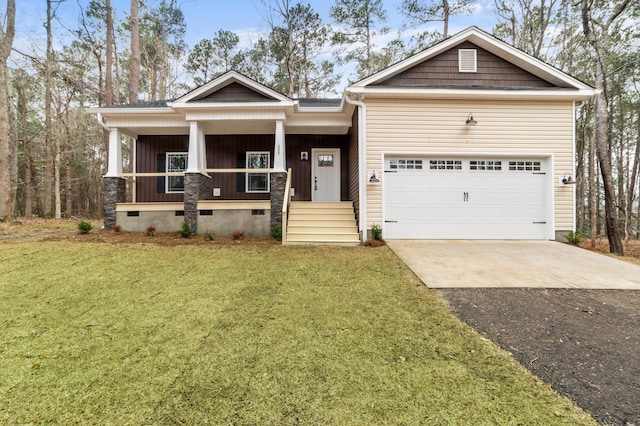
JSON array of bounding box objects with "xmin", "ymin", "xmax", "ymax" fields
[{"xmin": 312, "ymin": 148, "xmax": 341, "ymax": 202}]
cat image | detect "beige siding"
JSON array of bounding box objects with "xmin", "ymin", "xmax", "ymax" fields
[{"xmin": 365, "ymin": 98, "xmax": 575, "ymax": 233}]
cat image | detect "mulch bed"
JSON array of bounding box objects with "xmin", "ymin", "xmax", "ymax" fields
[{"xmin": 439, "ymin": 287, "xmax": 640, "ymax": 425}]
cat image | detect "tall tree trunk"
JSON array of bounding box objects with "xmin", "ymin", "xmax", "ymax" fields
[
  {"xmin": 627, "ymin": 112, "xmax": 640, "ymax": 240},
  {"xmin": 581, "ymin": 0, "xmax": 625, "ymax": 255},
  {"xmin": 442, "ymin": 0, "xmax": 449, "ymax": 38},
  {"xmin": 54, "ymin": 110, "xmax": 61, "ymax": 219},
  {"xmin": 589, "ymin": 132, "xmax": 597, "ymax": 248},
  {"xmin": 129, "ymin": 0, "xmax": 140, "ymax": 104},
  {"xmin": 0, "ymin": 0, "xmax": 16, "ymax": 221},
  {"xmin": 105, "ymin": 0, "xmax": 114, "ymax": 107},
  {"xmin": 44, "ymin": 0, "xmax": 54, "ymax": 217}
]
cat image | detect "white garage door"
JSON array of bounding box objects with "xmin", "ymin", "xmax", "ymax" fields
[{"xmin": 383, "ymin": 157, "xmax": 550, "ymax": 239}]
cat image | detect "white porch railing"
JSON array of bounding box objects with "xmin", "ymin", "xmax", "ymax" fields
[{"xmin": 119, "ymin": 168, "xmax": 273, "ymax": 203}]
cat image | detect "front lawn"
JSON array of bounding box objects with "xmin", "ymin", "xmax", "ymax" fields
[{"xmin": 0, "ymin": 241, "xmax": 593, "ymax": 424}]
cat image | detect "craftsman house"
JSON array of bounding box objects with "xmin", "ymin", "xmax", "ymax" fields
[{"xmin": 90, "ymin": 26, "xmax": 595, "ymax": 243}]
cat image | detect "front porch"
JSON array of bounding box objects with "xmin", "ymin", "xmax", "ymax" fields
[{"xmin": 96, "ymin": 71, "xmax": 362, "ymax": 243}]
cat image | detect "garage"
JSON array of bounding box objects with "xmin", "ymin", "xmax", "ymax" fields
[{"xmin": 383, "ymin": 156, "xmax": 552, "ymax": 240}]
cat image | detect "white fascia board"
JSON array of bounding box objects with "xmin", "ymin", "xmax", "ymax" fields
[
  {"xmin": 347, "ymin": 86, "xmax": 596, "ymax": 101},
  {"xmin": 183, "ymin": 109, "xmax": 287, "ymax": 122},
  {"xmin": 351, "ymin": 26, "xmax": 594, "ymax": 92},
  {"xmin": 170, "ymin": 101, "xmax": 295, "ymax": 110},
  {"xmin": 285, "ymin": 114, "xmax": 352, "ymax": 128},
  {"xmin": 86, "ymin": 106, "xmax": 175, "ymax": 115},
  {"xmin": 173, "ymin": 71, "xmax": 291, "ymax": 103}
]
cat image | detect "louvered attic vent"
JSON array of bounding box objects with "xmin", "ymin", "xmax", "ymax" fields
[{"xmin": 458, "ymin": 49, "xmax": 477, "ymax": 72}]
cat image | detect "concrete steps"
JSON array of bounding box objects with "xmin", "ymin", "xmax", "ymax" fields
[{"xmin": 285, "ymin": 201, "xmax": 360, "ymax": 245}]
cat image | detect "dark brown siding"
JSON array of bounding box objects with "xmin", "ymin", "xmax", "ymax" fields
[
  {"xmin": 347, "ymin": 110, "xmax": 360, "ymax": 227},
  {"xmin": 206, "ymin": 135, "xmax": 273, "ymax": 200},
  {"xmin": 135, "ymin": 134, "xmax": 349, "ymax": 202},
  {"xmin": 285, "ymin": 135, "xmax": 348, "ymax": 201},
  {"xmin": 136, "ymin": 135, "xmax": 188, "ymax": 202},
  {"xmin": 195, "ymin": 82, "xmax": 272, "ymax": 101},
  {"xmin": 376, "ymin": 41, "xmax": 559, "ymax": 88}
]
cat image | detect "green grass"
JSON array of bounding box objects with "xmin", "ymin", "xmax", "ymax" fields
[{"xmin": 0, "ymin": 242, "xmax": 594, "ymax": 425}]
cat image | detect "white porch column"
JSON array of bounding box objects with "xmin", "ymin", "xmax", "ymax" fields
[
  {"xmin": 198, "ymin": 127, "xmax": 206, "ymax": 170},
  {"xmin": 273, "ymin": 120, "xmax": 286, "ymax": 172},
  {"xmin": 105, "ymin": 128, "xmax": 122, "ymax": 177},
  {"xmin": 187, "ymin": 121, "xmax": 201, "ymax": 173}
]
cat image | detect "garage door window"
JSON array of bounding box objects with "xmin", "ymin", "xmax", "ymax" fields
[
  {"xmin": 429, "ymin": 160, "xmax": 462, "ymax": 170},
  {"xmin": 390, "ymin": 159, "xmax": 423, "ymax": 170},
  {"xmin": 509, "ymin": 161, "xmax": 541, "ymax": 171},
  {"xmin": 470, "ymin": 160, "xmax": 502, "ymax": 171}
]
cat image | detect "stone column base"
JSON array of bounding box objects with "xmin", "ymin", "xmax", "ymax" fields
[
  {"xmin": 270, "ymin": 172, "xmax": 287, "ymax": 228},
  {"xmin": 184, "ymin": 173, "xmax": 212, "ymax": 235},
  {"xmin": 103, "ymin": 177, "xmax": 126, "ymax": 229}
]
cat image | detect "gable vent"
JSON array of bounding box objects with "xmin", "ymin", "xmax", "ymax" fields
[{"xmin": 458, "ymin": 49, "xmax": 477, "ymax": 73}]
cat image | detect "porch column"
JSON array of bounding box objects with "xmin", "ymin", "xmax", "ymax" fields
[
  {"xmin": 187, "ymin": 121, "xmax": 201, "ymax": 173},
  {"xmin": 184, "ymin": 121, "xmax": 211, "ymax": 234},
  {"xmin": 273, "ymin": 120, "xmax": 285, "ymax": 172},
  {"xmin": 270, "ymin": 120, "xmax": 286, "ymax": 228},
  {"xmin": 103, "ymin": 128, "xmax": 125, "ymax": 229},
  {"xmin": 105, "ymin": 128, "xmax": 122, "ymax": 177}
]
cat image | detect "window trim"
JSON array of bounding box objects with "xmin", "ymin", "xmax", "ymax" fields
[
  {"xmin": 246, "ymin": 151, "xmax": 270, "ymax": 193},
  {"xmin": 165, "ymin": 152, "xmax": 188, "ymax": 194}
]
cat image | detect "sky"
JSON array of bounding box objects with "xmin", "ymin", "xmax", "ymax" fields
[
  {"xmin": 8, "ymin": 0, "xmax": 500, "ymax": 95},
  {"xmin": 11, "ymin": 0, "xmax": 499, "ymax": 55}
]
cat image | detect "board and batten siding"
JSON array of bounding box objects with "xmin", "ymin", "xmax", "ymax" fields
[{"xmin": 364, "ymin": 98, "xmax": 575, "ymax": 233}]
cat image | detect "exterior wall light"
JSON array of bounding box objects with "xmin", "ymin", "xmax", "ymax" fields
[
  {"xmin": 368, "ymin": 171, "xmax": 380, "ymax": 183},
  {"xmin": 561, "ymin": 173, "xmax": 576, "ymax": 185},
  {"xmin": 465, "ymin": 113, "xmax": 477, "ymax": 126}
]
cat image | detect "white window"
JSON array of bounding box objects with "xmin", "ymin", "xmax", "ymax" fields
[
  {"xmin": 470, "ymin": 160, "xmax": 502, "ymax": 171},
  {"xmin": 429, "ymin": 160, "xmax": 462, "ymax": 170},
  {"xmin": 509, "ymin": 161, "xmax": 541, "ymax": 172},
  {"xmin": 246, "ymin": 152, "xmax": 270, "ymax": 193},
  {"xmin": 390, "ymin": 159, "xmax": 423, "ymax": 170},
  {"xmin": 459, "ymin": 49, "xmax": 477, "ymax": 73},
  {"xmin": 166, "ymin": 152, "xmax": 187, "ymax": 193}
]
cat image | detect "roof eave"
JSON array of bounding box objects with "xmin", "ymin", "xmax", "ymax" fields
[{"xmin": 346, "ymin": 87, "xmax": 597, "ymax": 101}]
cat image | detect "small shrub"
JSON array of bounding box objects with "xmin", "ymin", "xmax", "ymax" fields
[
  {"xmin": 203, "ymin": 232, "xmax": 214, "ymax": 241},
  {"xmin": 564, "ymin": 231, "xmax": 582, "ymax": 245},
  {"xmin": 112, "ymin": 224, "xmax": 122, "ymax": 233},
  {"xmin": 180, "ymin": 221, "xmax": 192, "ymax": 238},
  {"xmin": 145, "ymin": 226, "xmax": 156, "ymax": 237},
  {"xmin": 271, "ymin": 225, "xmax": 282, "ymax": 241},
  {"xmin": 371, "ymin": 224, "xmax": 382, "ymax": 240},
  {"xmin": 231, "ymin": 231, "xmax": 245, "ymax": 241},
  {"xmin": 77, "ymin": 221, "xmax": 93, "ymax": 234}
]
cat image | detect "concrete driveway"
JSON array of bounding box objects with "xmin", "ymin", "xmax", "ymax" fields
[{"xmin": 386, "ymin": 240, "xmax": 640, "ymax": 289}]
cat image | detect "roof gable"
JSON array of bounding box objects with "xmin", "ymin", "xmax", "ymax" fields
[
  {"xmin": 376, "ymin": 40, "xmax": 559, "ymax": 89},
  {"xmin": 352, "ymin": 26, "xmax": 593, "ymax": 91},
  {"xmin": 172, "ymin": 71, "xmax": 290, "ymax": 104}
]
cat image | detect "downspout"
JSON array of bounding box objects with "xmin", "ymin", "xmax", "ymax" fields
[
  {"xmin": 95, "ymin": 113, "xmax": 110, "ymax": 132},
  {"xmin": 344, "ymin": 92, "xmax": 367, "ymax": 241}
]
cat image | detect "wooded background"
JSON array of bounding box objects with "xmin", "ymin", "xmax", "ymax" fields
[{"xmin": 0, "ymin": 0, "xmax": 638, "ymax": 254}]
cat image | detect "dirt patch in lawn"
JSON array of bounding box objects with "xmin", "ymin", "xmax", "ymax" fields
[{"xmin": 439, "ymin": 287, "xmax": 640, "ymax": 425}]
